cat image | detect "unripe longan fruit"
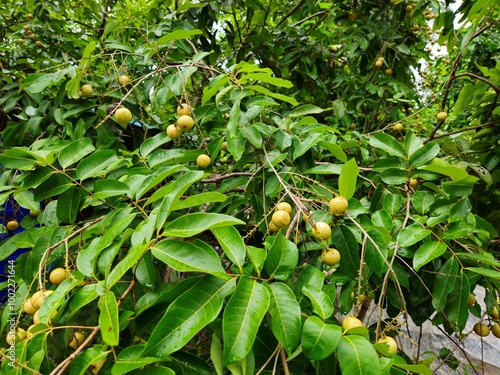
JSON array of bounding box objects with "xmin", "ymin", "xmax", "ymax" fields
[
  {"xmin": 32, "ymin": 290, "xmax": 53, "ymax": 310},
  {"xmin": 467, "ymin": 294, "xmax": 476, "ymax": 306},
  {"xmin": 49, "ymin": 268, "xmax": 68, "ymax": 285},
  {"xmin": 377, "ymin": 336, "xmax": 398, "ymax": 355},
  {"xmin": 177, "ymin": 115, "xmax": 194, "ymax": 131},
  {"xmin": 385, "ymin": 68, "xmax": 392, "ymax": 75},
  {"xmin": 69, "ymin": 332, "xmax": 86, "ymax": 349},
  {"xmin": 492, "ymin": 324, "xmax": 500, "ymax": 338},
  {"xmin": 437, "ymin": 111, "xmax": 448, "ymax": 121},
  {"xmin": 322, "ymin": 248, "xmax": 340, "ymax": 266},
  {"xmin": 409, "ymin": 178, "xmax": 419, "ymax": 188},
  {"xmin": 197, "ymin": 154, "xmax": 211, "ymax": 169},
  {"xmin": 329, "ymin": 196, "xmax": 348, "ymax": 216},
  {"xmin": 392, "ymin": 123, "xmax": 403, "ymax": 132},
  {"xmin": 166, "ymin": 124, "xmax": 182, "ymax": 140},
  {"xmin": 342, "ymin": 316, "xmax": 363, "ymax": 331},
  {"xmin": 177, "ymin": 103, "xmax": 192, "ymax": 116},
  {"xmin": 473, "ymin": 322, "xmax": 490, "ymax": 337},
  {"xmin": 491, "ymin": 306, "xmax": 499, "ymax": 320},
  {"xmin": 276, "ymin": 202, "xmax": 293, "ymax": 214},
  {"xmin": 375, "ymin": 60, "xmax": 383, "ymax": 68},
  {"xmin": 114, "ymin": 107, "xmax": 132, "ymax": 126},
  {"xmin": 80, "ymin": 84, "xmax": 93, "ymax": 97},
  {"xmin": 271, "ymin": 210, "xmax": 291, "ymax": 228},
  {"xmin": 23, "ymin": 298, "xmax": 37, "ymax": 315},
  {"xmin": 269, "ymin": 221, "xmax": 280, "ymax": 232},
  {"xmin": 118, "ymin": 75, "xmax": 131, "ymax": 85},
  {"xmin": 221, "ymin": 141, "xmax": 228, "ymax": 151},
  {"xmin": 312, "ymin": 221, "xmax": 331, "ymax": 241},
  {"xmin": 6, "ymin": 220, "xmax": 19, "ymax": 231}
]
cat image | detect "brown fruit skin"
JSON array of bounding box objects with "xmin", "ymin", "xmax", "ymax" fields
[
  {"xmin": 118, "ymin": 75, "xmax": 131, "ymax": 85},
  {"xmin": 385, "ymin": 68, "xmax": 392, "ymax": 75},
  {"xmin": 69, "ymin": 332, "xmax": 86, "ymax": 349},
  {"xmin": 80, "ymin": 84, "xmax": 93, "ymax": 97},
  {"xmin": 409, "ymin": 178, "xmax": 419, "ymax": 188},
  {"xmin": 177, "ymin": 115, "xmax": 194, "ymax": 131},
  {"xmin": 375, "ymin": 60, "xmax": 383, "ymax": 67},
  {"xmin": 491, "ymin": 306, "xmax": 499, "ymax": 320},
  {"xmin": 269, "ymin": 221, "xmax": 280, "ymax": 232},
  {"xmin": 221, "ymin": 141, "xmax": 228, "ymax": 152},
  {"xmin": 166, "ymin": 124, "xmax": 182, "ymax": 140},
  {"xmin": 312, "ymin": 221, "xmax": 332, "ymax": 241},
  {"xmin": 322, "ymin": 248, "xmax": 341, "ymax": 266},
  {"xmin": 276, "ymin": 202, "xmax": 293, "ymax": 215},
  {"xmin": 6, "ymin": 220, "xmax": 20, "ymax": 231},
  {"xmin": 377, "ymin": 336, "xmax": 398, "ymax": 355},
  {"xmin": 467, "ymin": 294, "xmax": 476, "ymax": 306},
  {"xmin": 473, "ymin": 322, "xmax": 490, "ymax": 337},
  {"xmin": 32, "ymin": 290, "xmax": 53, "ymax": 310},
  {"xmin": 492, "ymin": 324, "xmax": 500, "ymax": 338},
  {"xmin": 23, "ymin": 298, "xmax": 37, "ymax": 315},
  {"xmin": 342, "ymin": 316, "xmax": 363, "ymax": 331},
  {"xmin": 329, "ymin": 196, "xmax": 348, "ymax": 216},
  {"xmin": 197, "ymin": 154, "xmax": 211, "ymax": 169},
  {"xmin": 114, "ymin": 107, "xmax": 132, "ymax": 126},
  {"xmin": 272, "ymin": 210, "xmax": 291, "ymax": 228},
  {"xmin": 437, "ymin": 111, "xmax": 448, "ymax": 121}
]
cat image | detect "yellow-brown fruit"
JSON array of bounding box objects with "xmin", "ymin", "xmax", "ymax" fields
[
  {"xmin": 329, "ymin": 196, "xmax": 348, "ymax": 216},
  {"xmin": 49, "ymin": 268, "xmax": 67, "ymax": 285},
  {"xmin": 409, "ymin": 178, "xmax": 419, "ymax": 188},
  {"xmin": 473, "ymin": 322, "xmax": 490, "ymax": 337},
  {"xmin": 6, "ymin": 332, "xmax": 16, "ymax": 345},
  {"xmin": 30, "ymin": 209, "xmax": 42, "ymax": 217},
  {"xmin": 18, "ymin": 38, "xmax": 25, "ymax": 44},
  {"xmin": 221, "ymin": 141, "xmax": 228, "ymax": 152},
  {"xmin": 91, "ymin": 358, "xmax": 107, "ymax": 374},
  {"xmin": 269, "ymin": 221, "xmax": 280, "ymax": 232},
  {"xmin": 312, "ymin": 221, "xmax": 332, "ymax": 241},
  {"xmin": 35, "ymin": 41, "xmax": 43, "ymax": 47},
  {"xmin": 27, "ymin": 14, "xmax": 34, "ymax": 19},
  {"xmin": 271, "ymin": 210, "xmax": 291, "ymax": 228},
  {"xmin": 437, "ymin": 111, "xmax": 448, "ymax": 121},
  {"xmin": 32, "ymin": 290, "xmax": 53, "ymax": 310},
  {"xmin": 177, "ymin": 103, "xmax": 192, "ymax": 116},
  {"xmin": 385, "ymin": 68, "xmax": 392, "ymax": 75},
  {"xmin": 28, "ymin": 34, "xmax": 35, "ymax": 40},
  {"xmin": 177, "ymin": 115, "xmax": 194, "ymax": 131},
  {"xmin": 6, "ymin": 220, "xmax": 20, "ymax": 231},
  {"xmin": 69, "ymin": 332, "xmax": 86, "ymax": 349},
  {"xmin": 322, "ymin": 248, "xmax": 341, "ymax": 266},
  {"xmin": 81, "ymin": 84, "xmax": 93, "ymax": 97},
  {"xmin": 197, "ymin": 154, "xmax": 211, "ymax": 169},
  {"xmin": 392, "ymin": 123, "xmax": 404, "ymax": 132},
  {"xmin": 375, "ymin": 59, "xmax": 383, "ymax": 68},
  {"xmin": 467, "ymin": 294, "xmax": 476, "ymax": 306},
  {"xmin": 377, "ymin": 336, "xmax": 398, "ymax": 355},
  {"xmin": 276, "ymin": 202, "xmax": 293, "ymax": 215},
  {"xmin": 166, "ymin": 124, "xmax": 182, "ymax": 140},
  {"xmin": 7, "ymin": 328, "xmax": 28, "ymax": 344},
  {"xmin": 23, "ymin": 298, "xmax": 37, "ymax": 315},
  {"xmin": 342, "ymin": 316, "xmax": 363, "ymax": 331},
  {"xmin": 114, "ymin": 107, "xmax": 132, "ymax": 126},
  {"xmin": 118, "ymin": 75, "xmax": 131, "ymax": 85},
  {"xmin": 492, "ymin": 324, "xmax": 500, "ymax": 338},
  {"xmin": 491, "ymin": 306, "xmax": 499, "ymax": 320}
]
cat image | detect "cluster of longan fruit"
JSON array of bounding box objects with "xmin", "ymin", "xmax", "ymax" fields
[{"xmin": 471, "ymin": 294, "xmax": 500, "ymax": 339}]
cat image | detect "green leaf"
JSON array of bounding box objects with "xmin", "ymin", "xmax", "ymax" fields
[
  {"xmin": 56, "ymin": 186, "xmax": 83, "ymax": 223},
  {"xmin": 443, "ymin": 271, "xmax": 469, "ymax": 331},
  {"xmin": 302, "ymin": 285, "xmax": 334, "ymax": 320},
  {"xmin": 409, "ymin": 142, "xmax": 440, "ymax": 168},
  {"xmin": 106, "ymin": 241, "xmax": 149, "ymax": 289},
  {"xmin": 33, "ymin": 172, "xmax": 73, "ymax": 201},
  {"xmin": 411, "ymin": 191, "xmax": 435, "ymax": 214},
  {"xmin": 202, "ymin": 75, "xmax": 231, "ymax": 105},
  {"xmin": 397, "ymin": 224, "xmax": 431, "ymax": 247},
  {"xmin": 452, "ymin": 82, "xmax": 474, "ymax": 114},
  {"xmin": 223, "ymin": 276, "xmax": 270, "ymax": 365},
  {"xmin": 69, "ymin": 345, "xmax": 109, "ymax": 375},
  {"xmin": 171, "ymin": 192, "xmax": 227, "ymax": 211},
  {"xmin": 293, "ymin": 132, "xmax": 324, "ymax": 160},
  {"xmin": 211, "ymin": 226, "xmax": 246, "ymax": 274},
  {"xmin": 441, "ymin": 176, "xmax": 478, "ymax": 197},
  {"xmin": 38, "ymin": 271, "xmax": 85, "ymax": 323},
  {"xmin": 432, "ymin": 257, "xmax": 459, "ymax": 311},
  {"xmin": 413, "ymin": 241, "xmax": 447, "ymax": 271},
  {"xmin": 143, "ymin": 275, "xmax": 235, "ymax": 357},
  {"xmin": 98, "ymin": 291, "xmax": 120, "ymax": 346},
  {"xmin": 76, "ymin": 150, "xmax": 119, "ymax": 181},
  {"xmin": 392, "ymin": 363, "xmax": 432, "ymax": 375},
  {"xmin": 250, "ymin": 85, "xmax": 298, "ymax": 106},
  {"xmin": 247, "ymin": 246, "xmax": 266, "ymax": 277},
  {"xmin": 365, "ymin": 227, "xmax": 389, "ymax": 276},
  {"xmin": 24, "ymin": 72, "xmax": 58, "ymax": 94},
  {"xmin": 58, "ymin": 138, "xmax": 96, "ymax": 169},
  {"xmin": 112, "ymin": 345, "xmax": 161, "ymax": 374},
  {"xmin": 240, "ymin": 125, "xmax": 263, "ymax": 148},
  {"xmin": 288, "ymin": 104, "xmax": 324, "ymax": 118},
  {"xmin": 380, "ymin": 168, "xmax": 407, "ymax": 185},
  {"xmin": 163, "ymin": 213, "xmax": 245, "ymax": 237},
  {"xmin": 419, "ymin": 158, "xmax": 469, "ymax": 180},
  {"xmin": 140, "ymin": 132, "xmax": 171, "ymax": 158},
  {"xmin": 466, "ymin": 267, "xmax": 500, "ymax": 279},
  {"xmin": 80, "ymin": 41, "xmax": 97, "ymax": 70},
  {"xmin": 239, "ymin": 73, "xmax": 293, "ymax": 88},
  {"xmin": 369, "ymin": 133, "xmax": 405, "ymax": 158},
  {"xmin": 0, "ymin": 147, "xmax": 37, "ymax": 169},
  {"xmin": 337, "ymin": 335, "xmax": 381, "ymax": 375},
  {"xmin": 263, "ymin": 232, "xmax": 299, "ymax": 280},
  {"xmin": 331, "ymin": 225, "xmax": 360, "ymax": 280},
  {"xmin": 93, "ymin": 179, "xmax": 130, "ymax": 199},
  {"xmin": 155, "ymin": 29, "xmax": 203, "ymax": 46},
  {"xmin": 301, "ymin": 316, "xmax": 342, "ymax": 360},
  {"xmin": 265, "ymin": 283, "xmax": 301, "ymax": 356},
  {"xmin": 152, "ymin": 239, "xmax": 228, "ymax": 279},
  {"xmin": 210, "ymin": 333, "xmax": 224, "ymax": 375},
  {"xmin": 339, "ymin": 158, "xmax": 359, "ymax": 200},
  {"xmin": 319, "ymin": 141, "xmax": 348, "ymax": 162}
]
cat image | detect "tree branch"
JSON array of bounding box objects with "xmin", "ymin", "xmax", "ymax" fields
[{"xmin": 276, "ymin": 0, "xmax": 307, "ymax": 28}]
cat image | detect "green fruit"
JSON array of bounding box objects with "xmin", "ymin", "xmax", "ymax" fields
[
  {"xmin": 118, "ymin": 75, "xmax": 131, "ymax": 85},
  {"xmin": 272, "ymin": 210, "xmax": 291, "ymax": 228},
  {"xmin": 80, "ymin": 84, "xmax": 93, "ymax": 97},
  {"xmin": 377, "ymin": 336, "xmax": 398, "ymax": 355},
  {"xmin": 69, "ymin": 332, "xmax": 85, "ymax": 349},
  {"xmin": 322, "ymin": 248, "xmax": 340, "ymax": 266},
  {"xmin": 342, "ymin": 316, "xmax": 363, "ymax": 331},
  {"xmin": 473, "ymin": 322, "xmax": 490, "ymax": 337},
  {"xmin": 492, "ymin": 324, "xmax": 500, "ymax": 338},
  {"xmin": 329, "ymin": 196, "xmax": 348, "ymax": 216},
  {"xmin": 114, "ymin": 107, "xmax": 132, "ymax": 125},
  {"xmin": 167, "ymin": 124, "xmax": 182, "ymax": 140},
  {"xmin": 221, "ymin": 141, "xmax": 228, "ymax": 151},
  {"xmin": 467, "ymin": 294, "xmax": 476, "ymax": 306},
  {"xmin": 312, "ymin": 221, "xmax": 331, "ymax": 241}
]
